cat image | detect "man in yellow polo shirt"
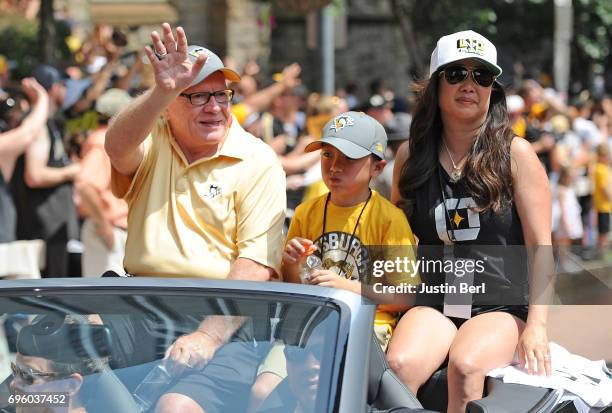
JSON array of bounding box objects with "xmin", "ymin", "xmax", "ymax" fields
[{"xmin": 104, "ymin": 24, "xmax": 285, "ymax": 413}]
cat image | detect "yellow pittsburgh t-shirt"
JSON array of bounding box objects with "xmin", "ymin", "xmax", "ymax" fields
[
  {"xmin": 286, "ymin": 191, "xmax": 418, "ymax": 329},
  {"xmin": 594, "ymin": 162, "xmax": 612, "ymax": 213}
]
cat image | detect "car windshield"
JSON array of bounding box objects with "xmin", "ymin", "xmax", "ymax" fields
[{"xmin": 0, "ymin": 289, "xmax": 342, "ymax": 413}]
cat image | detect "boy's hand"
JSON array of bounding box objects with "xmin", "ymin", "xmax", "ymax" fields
[
  {"xmin": 283, "ymin": 237, "xmax": 316, "ymax": 264},
  {"xmin": 309, "ymin": 269, "xmax": 360, "ymax": 293}
]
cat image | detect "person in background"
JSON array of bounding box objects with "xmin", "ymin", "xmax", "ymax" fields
[
  {"xmin": 337, "ymin": 81, "xmax": 360, "ymax": 110},
  {"xmin": 11, "ymin": 65, "xmax": 81, "ymax": 277},
  {"xmin": 231, "ymin": 63, "xmax": 302, "ymax": 128},
  {"xmin": 364, "ymin": 93, "xmax": 395, "ymax": 130},
  {"xmin": 506, "ymin": 94, "xmax": 526, "ymax": 138},
  {"xmin": 0, "ymin": 78, "xmax": 48, "ymax": 243},
  {"xmin": 552, "ymin": 166, "xmax": 583, "ymax": 271},
  {"xmin": 0, "ymin": 55, "xmax": 10, "ymax": 95},
  {"xmin": 593, "ymin": 143, "xmax": 612, "ymax": 254},
  {"xmin": 371, "ymin": 112, "xmax": 411, "ymax": 200},
  {"xmin": 75, "ymin": 88, "xmax": 131, "ymax": 277}
]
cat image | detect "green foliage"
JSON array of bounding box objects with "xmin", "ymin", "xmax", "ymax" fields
[
  {"xmin": 574, "ymin": 0, "xmax": 611, "ymax": 63},
  {"xmin": 391, "ymin": 0, "xmax": 610, "ymax": 89},
  {"xmin": 0, "ymin": 12, "xmax": 72, "ymax": 79},
  {"xmin": 0, "ymin": 13, "xmax": 39, "ymax": 80}
]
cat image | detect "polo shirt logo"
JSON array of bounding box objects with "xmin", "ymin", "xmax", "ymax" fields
[{"xmin": 202, "ymin": 183, "xmax": 222, "ymax": 199}]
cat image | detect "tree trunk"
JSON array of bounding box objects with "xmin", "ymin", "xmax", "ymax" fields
[
  {"xmin": 389, "ymin": 0, "xmax": 427, "ymax": 77},
  {"xmin": 39, "ymin": 0, "xmax": 56, "ymax": 65}
]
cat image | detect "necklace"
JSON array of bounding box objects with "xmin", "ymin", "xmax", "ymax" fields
[
  {"xmin": 442, "ymin": 140, "xmax": 467, "ymax": 183},
  {"xmin": 438, "ymin": 165, "xmax": 461, "ymax": 243},
  {"xmin": 321, "ymin": 189, "xmax": 372, "ymax": 278}
]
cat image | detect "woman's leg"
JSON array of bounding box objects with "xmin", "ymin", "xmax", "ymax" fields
[
  {"xmin": 446, "ymin": 311, "xmax": 525, "ymax": 413},
  {"xmin": 386, "ymin": 306, "xmax": 457, "ymax": 394}
]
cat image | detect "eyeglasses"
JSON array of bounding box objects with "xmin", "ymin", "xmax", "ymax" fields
[
  {"xmin": 179, "ymin": 89, "xmax": 234, "ymax": 106},
  {"xmin": 11, "ymin": 362, "xmax": 63, "ymax": 385},
  {"xmin": 439, "ymin": 65, "xmax": 497, "ymax": 87},
  {"xmin": 284, "ymin": 342, "xmax": 324, "ymax": 363}
]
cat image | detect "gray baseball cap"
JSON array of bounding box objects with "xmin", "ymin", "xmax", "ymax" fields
[
  {"xmin": 187, "ymin": 45, "xmax": 241, "ymax": 86},
  {"xmin": 305, "ymin": 111, "xmax": 387, "ymax": 159}
]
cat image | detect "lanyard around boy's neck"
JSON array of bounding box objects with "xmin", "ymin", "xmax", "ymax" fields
[{"xmin": 321, "ymin": 189, "xmax": 372, "ymax": 278}]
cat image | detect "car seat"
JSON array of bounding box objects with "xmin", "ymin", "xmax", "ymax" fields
[
  {"xmin": 367, "ymin": 333, "xmax": 436, "ymax": 412},
  {"xmin": 257, "ymin": 332, "xmax": 437, "ymax": 413},
  {"xmin": 80, "ymin": 366, "xmax": 141, "ymax": 413}
]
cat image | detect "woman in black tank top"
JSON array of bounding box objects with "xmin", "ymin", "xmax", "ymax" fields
[{"xmin": 386, "ymin": 31, "xmax": 553, "ymax": 413}]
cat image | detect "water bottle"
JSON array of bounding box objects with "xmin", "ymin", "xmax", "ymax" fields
[
  {"xmin": 133, "ymin": 363, "xmax": 173, "ymax": 412},
  {"xmin": 299, "ymin": 254, "xmax": 322, "ymax": 284}
]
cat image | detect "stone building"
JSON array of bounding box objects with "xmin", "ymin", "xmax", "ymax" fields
[
  {"xmin": 269, "ymin": 0, "xmax": 412, "ymax": 101},
  {"xmin": 78, "ymin": 0, "xmax": 412, "ymax": 99}
]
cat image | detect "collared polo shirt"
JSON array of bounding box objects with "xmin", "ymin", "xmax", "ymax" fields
[{"xmin": 111, "ymin": 116, "xmax": 286, "ymax": 278}]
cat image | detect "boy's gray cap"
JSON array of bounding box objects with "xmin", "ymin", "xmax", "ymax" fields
[
  {"xmin": 305, "ymin": 111, "xmax": 387, "ymax": 159},
  {"xmin": 188, "ymin": 45, "xmax": 241, "ymax": 86}
]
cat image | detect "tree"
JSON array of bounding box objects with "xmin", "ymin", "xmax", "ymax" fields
[
  {"xmin": 571, "ymin": 0, "xmax": 611, "ymax": 94},
  {"xmin": 39, "ymin": 0, "xmax": 56, "ymax": 65},
  {"xmin": 389, "ymin": 0, "xmax": 610, "ymax": 94},
  {"xmin": 0, "ymin": 0, "xmax": 70, "ymax": 79}
]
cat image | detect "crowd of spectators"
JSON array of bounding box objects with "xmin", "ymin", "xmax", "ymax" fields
[
  {"xmin": 505, "ymin": 80, "xmax": 612, "ymax": 264},
  {"xmin": 0, "ymin": 23, "xmax": 611, "ymax": 278}
]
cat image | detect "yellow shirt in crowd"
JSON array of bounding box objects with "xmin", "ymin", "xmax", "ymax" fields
[{"xmin": 594, "ymin": 162, "xmax": 612, "ymax": 213}]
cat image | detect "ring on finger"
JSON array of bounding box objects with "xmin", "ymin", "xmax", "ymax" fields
[
  {"xmin": 154, "ymin": 50, "xmax": 168, "ymax": 60},
  {"xmin": 543, "ymin": 354, "xmax": 551, "ymax": 360}
]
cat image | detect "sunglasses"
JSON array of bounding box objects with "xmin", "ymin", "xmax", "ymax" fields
[
  {"xmin": 439, "ymin": 65, "xmax": 497, "ymax": 87},
  {"xmin": 284, "ymin": 342, "xmax": 324, "ymax": 363},
  {"xmin": 11, "ymin": 362, "xmax": 63, "ymax": 386}
]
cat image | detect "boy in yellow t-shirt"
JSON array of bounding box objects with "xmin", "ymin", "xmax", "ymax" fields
[
  {"xmin": 283, "ymin": 111, "xmax": 418, "ymax": 349},
  {"xmin": 593, "ymin": 144, "xmax": 612, "ymax": 251},
  {"xmin": 246, "ymin": 112, "xmax": 417, "ymax": 412}
]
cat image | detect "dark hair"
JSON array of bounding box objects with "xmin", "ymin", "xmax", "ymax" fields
[{"xmin": 398, "ymin": 73, "xmax": 514, "ymax": 217}]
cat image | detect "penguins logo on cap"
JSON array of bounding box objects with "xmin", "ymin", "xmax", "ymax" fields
[
  {"xmin": 330, "ymin": 114, "xmax": 355, "ymax": 132},
  {"xmin": 189, "ymin": 47, "xmax": 205, "ymax": 58}
]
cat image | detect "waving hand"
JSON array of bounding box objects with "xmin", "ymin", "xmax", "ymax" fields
[{"xmin": 144, "ymin": 23, "xmax": 207, "ymax": 93}]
